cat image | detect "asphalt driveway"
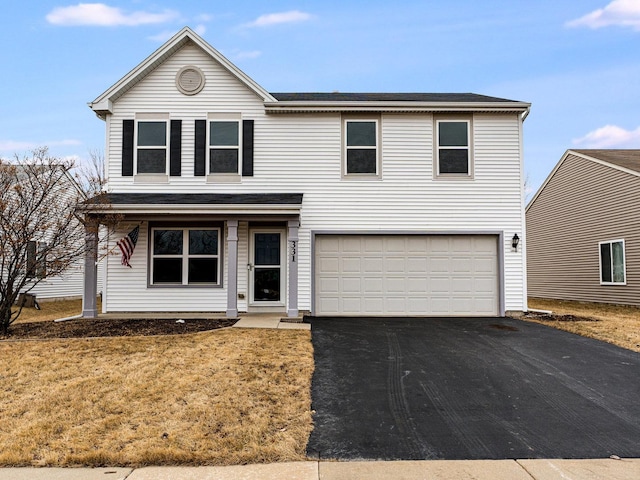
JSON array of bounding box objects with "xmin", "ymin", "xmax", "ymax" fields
[{"xmin": 306, "ymin": 316, "xmax": 640, "ymax": 460}]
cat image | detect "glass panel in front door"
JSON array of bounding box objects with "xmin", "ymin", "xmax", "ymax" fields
[{"xmin": 254, "ymin": 233, "xmax": 281, "ymax": 302}]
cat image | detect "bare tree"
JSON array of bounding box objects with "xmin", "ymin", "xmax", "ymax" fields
[{"xmin": 0, "ymin": 147, "xmax": 107, "ymax": 334}]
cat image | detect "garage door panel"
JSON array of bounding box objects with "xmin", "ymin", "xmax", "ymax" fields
[
  {"xmin": 386, "ymin": 277, "xmax": 406, "ymax": 293},
  {"xmin": 431, "ymin": 257, "xmax": 451, "ymax": 273},
  {"xmin": 407, "ymin": 257, "xmax": 428, "ymax": 272},
  {"xmin": 452, "ymin": 257, "xmax": 472, "ymax": 273},
  {"xmin": 385, "ymin": 257, "xmax": 406, "ymax": 273},
  {"xmin": 315, "ymin": 235, "xmax": 498, "ymax": 316},
  {"xmin": 363, "ymin": 257, "xmax": 383, "ymax": 273},
  {"xmin": 342, "ymin": 257, "xmax": 361, "ymax": 273},
  {"xmin": 363, "ymin": 277, "xmax": 383, "ymax": 294}
]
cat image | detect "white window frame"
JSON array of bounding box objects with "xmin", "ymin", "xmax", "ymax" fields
[
  {"xmin": 150, "ymin": 227, "xmax": 221, "ymax": 287},
  {"xmin": 342, "ymin": 116, "xmax": 381, "ymax": 179},
  {"xmin": 599, "ymin": 239, "xmax": 626, "ymax": 285},
  {"xmin": 435, "ymin": 117, "xmax": 473, "ymax": 178},
  {"xmin": 134, "ymin": 113, "xmax": 170, "ymax": 176},
  {"xmin": 207, "ymin": 113, "xmax": 242, "ymax": 178}
]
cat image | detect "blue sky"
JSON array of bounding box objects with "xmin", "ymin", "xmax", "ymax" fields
[{"xmin": 1, "ymin": 1, "xmax": 639, "ymax": 196}]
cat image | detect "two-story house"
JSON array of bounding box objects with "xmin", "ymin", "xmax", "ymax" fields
[{"xmin": 81, "ymin": 27, "xmax": 530, "ymax": 319}]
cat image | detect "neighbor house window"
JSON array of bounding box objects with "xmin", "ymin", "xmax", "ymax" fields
[
  {"xmin": 344, "ymin": 118, "xmax": 379, "ymax": 176},
  {"xmin": 209, "ymin": 119, "xmax": 240, "ymax": 174},
  {"xmin": 599, "ymin": 239, "xmax": 626, "ymax": 285},
  {"xmin": 136, "ymin": 120, "xmax": 168, "ymax": 174},
  {"xmin": 26, "ymin": 241, "xmax": 46, "ymax": 279},
  {"xmin": 151, "ymin": 228, "xmax": 220, "ymax": 285},
  {"xmin": 436, "ymin": 119, "xmax": 472, "ymax": 176}
]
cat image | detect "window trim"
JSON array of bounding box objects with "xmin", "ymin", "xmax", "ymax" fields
[
  {"xmin": 207, "ymin": 113, "xmax": 242, "ymax": 180},
  {"xmin": 342, "ymin": 115, "xmax": 382, "ymax": 179},
  {"xmin": 149, "ymin": 226, "xmax": 222, "ymax": 288},
  {"xmin": 134, "ymin": 113, "xmax": 170, "ymax": 177},
  {"xmin": 599, "ymin": 239, "xmax": 626, "ymax": 285},
  {"xmin": 434, "ymin": 116, "xmax": 474, "ymax": 179}
]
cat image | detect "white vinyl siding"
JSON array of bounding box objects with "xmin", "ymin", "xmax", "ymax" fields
[{"xmin": 100, "ymin": 43, "xmax": 526, "ymax": 313}]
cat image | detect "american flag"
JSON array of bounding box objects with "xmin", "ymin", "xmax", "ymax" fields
[{"xmin": 117, "ymin": 225, "xmax": 139, "ymax": 268}]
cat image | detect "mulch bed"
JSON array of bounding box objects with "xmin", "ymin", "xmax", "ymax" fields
[
  {"xmin": 1, "ymin": 317, "xmax": 237, "ymax": 340},
  {"xmin": 523, "ymin": 313, "xmax": 599, "ymax": 322}
]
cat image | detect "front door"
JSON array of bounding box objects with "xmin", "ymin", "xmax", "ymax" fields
[{"xmin": 250, "ymin": 230, "xmax": 285, "ymax": 305}]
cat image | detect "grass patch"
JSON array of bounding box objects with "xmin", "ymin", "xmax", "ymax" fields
[
  {"xmin": 527, "ymin": 298, "xmax": 640, "ymax": 353},
  {"xmin": 0, "ymin": 328, "xmax": 313, "ymax": 467},
  {"xmin": 13, "ymin": 298, "xmax": 90, "ymax": 324}
]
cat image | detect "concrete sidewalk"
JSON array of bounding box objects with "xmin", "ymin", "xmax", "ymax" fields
[{"xmin": 2, "ymin": 458, "xmax": 639, "ymax": 479}]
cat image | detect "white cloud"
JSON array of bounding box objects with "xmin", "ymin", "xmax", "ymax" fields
[
  {"xmin": 234, "ymin": 50, "xmax": 262, "ymax": 60},
  {"xmin": 573, "ymin": 125, "xmax": 640, "ymax": 147},
  {"xmin": 46, "ymin": 3, "xmax": 178, "ymax": 27},
  {"xmin": 566, "ymin": 0, "xmax": 640, "ymax": 30},
  {"xmin": 194, "ymin": 24, "xmax": 207, "ymax": 36},
  {"xmin": 245, "ymin": 10, "xmax": 311, "ymax": 27}
]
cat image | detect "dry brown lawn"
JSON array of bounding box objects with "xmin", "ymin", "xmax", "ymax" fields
[
  {"xmin": 13, "ymin": 298, "xmax": 90, "ymax": 323},
  {"xmin": 527, "ymin": 298, "xmax": 640, "ymax": 353},
  {"xmin": 0, "ymin": 328, "xmax": 314, "ymax": 467}
]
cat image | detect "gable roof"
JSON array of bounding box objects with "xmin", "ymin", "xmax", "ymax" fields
[
  {"xmin": 89, "ymin": 26, "xmax": 276, "ymax": 118},
  {"xmin": 526, "ymin": 149, "xmax": 640, "ymax": 212}
]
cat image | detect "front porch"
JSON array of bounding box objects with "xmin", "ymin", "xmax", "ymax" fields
[{"xmin": 81, "ymin": 193, "xmax": 304, "ymax": 320}]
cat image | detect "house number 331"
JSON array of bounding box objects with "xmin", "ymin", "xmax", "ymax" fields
[{"xmin": 290, "ymin": 240, "xmax": 297, "ymax": 263}]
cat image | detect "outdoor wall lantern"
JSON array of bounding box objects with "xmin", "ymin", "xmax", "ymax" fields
[{"xmin": 512, "ymin": 233, "xmax": 520, "ymax": 251}]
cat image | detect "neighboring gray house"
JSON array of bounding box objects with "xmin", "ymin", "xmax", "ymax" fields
[
  {"xmin": 527, "ymin": 149, "xmax": 640, "ymax": 306},
  {"xmin": 81, "ymin": 27, "xmax": 530, "ymax": 318}
]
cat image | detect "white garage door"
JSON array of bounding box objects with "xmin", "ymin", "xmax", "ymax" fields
[{"xmin": 315, "ymin": 235, "xmax": 499, "ymax": 316}]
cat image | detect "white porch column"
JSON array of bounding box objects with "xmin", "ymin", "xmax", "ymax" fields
[
  {"xmin": 226, "ymin": 220, "xmax": 239, "ymax": 318},
  {"xmin": 82, "ymin": 223, "xmax": 98, "ymax": 318},
  {"xmin": 287, "ymin": 219, "xmax": 300, "ymax": 318}
]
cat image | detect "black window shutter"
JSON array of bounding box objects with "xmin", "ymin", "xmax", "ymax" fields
[
  {"xmin": 242, "ymin": 120, "xmax": 254, "ymax": 176},
  {"xmin": 170, "ymin": 120, "xmax": 182, "ymax": 176},
  {"xmin": 194, "ymin": 119, "xmax": 206, "ymax": 176},
  {"xmin": 122, "ymin": 119, "xmax": 134, "ymax": 176}
]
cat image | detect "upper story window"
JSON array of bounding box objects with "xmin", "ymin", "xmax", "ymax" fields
[
  {"xmin": 599, "ymin": 239, "xmax": 625, "ymax": 285},
  {"xmin": 151, "ymin": 227, "xmax": 221, "ymax": 286},
  {"xmin": 136, "ymin": 120, "xmax": 168, "ymax": 174},
  {"xmin": 436, "ymin": 118, "xmax": 472, "ymax": 177},
  {"xmin": 343, "ymin": 117, "xmax": 380, "ymax": 178},
  {"xmin": 209, "ymin": 120, "xmax": 240, "ymax": 174}
]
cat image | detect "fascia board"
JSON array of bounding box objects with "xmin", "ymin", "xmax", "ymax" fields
[
  {"xmin": 264, "ymin": 101, "xmax": 531, "ymax": 114},
  {"xmin": 88, "ymin": 27, "xmax": 275, "ymax": 114},
  {"xmin": 82, "ymin": 204, "xmax": 301, "ymax": 215}
]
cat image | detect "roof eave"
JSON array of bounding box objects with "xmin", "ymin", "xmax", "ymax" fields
[
  {"xmin": 264, "ymin": 101, "xmax": 531, "ymax": 114},
  {"xmin": 81, "ymin": 203, "xmax": 302, "ymax": 215}
]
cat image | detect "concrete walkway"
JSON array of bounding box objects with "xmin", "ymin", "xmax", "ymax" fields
[{"xmin": 1, "ymin": 458, "xmax": 639, "ymax": 479}]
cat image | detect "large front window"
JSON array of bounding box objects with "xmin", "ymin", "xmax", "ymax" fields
[
  {"xmin": 137, "ymin": 121, "xmax": 168, "ymax": 174},
  {"xmin": 151, "ymin": 228, "xmax": 220, "ymax": 285},
  {"xmin": 599, "ymin": 239, "xmax": 625, "ymax": 285}
]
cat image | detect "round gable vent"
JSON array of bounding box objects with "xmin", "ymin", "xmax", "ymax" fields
[{"xmin": 176, "ymin": 66, "xmax": 205, "ymax": 95}]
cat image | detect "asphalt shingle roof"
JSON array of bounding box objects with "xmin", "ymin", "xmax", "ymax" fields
[
  {"xmin": 572, "ymin": 150, "xmax": 640, "ymax": 174},
  {"xmin": 270, "ymin": 92, "xmax": 520, "ymax": 103}
]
